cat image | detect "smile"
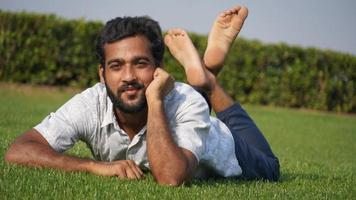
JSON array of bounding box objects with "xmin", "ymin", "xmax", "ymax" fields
[{"xmin": 122, "ymin": 87, "xmax": 141, "ymax": 96}]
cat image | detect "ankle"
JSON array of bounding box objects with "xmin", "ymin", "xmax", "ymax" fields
[
  {"xmin": 203, "ymin": 47, "xmax": 226, "ymax": 75},
  {"xmin": 188, "ymin": 78, "xmax": 212, "ymax": 95}
]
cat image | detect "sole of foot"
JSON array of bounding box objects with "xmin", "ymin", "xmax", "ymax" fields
[
  {"xmin": 164, "ymin": 28, "xmax": 211, "ymax": 91},
  {"xmin": 204, "ymin": 6, "xmax": 248, "ymax": 75}
]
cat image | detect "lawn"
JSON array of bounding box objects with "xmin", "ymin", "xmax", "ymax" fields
[{"xmin": 0, "ymin": 83, "xmax": 355, "ymax": 199}]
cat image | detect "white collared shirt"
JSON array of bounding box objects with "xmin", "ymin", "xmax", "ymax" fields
[{"xmin": 35, "ymin": 82, "xmax": 241, "ymax": 178}]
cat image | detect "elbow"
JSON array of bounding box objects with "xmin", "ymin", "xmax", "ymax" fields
[
  {"xmin": 155, "ymin": 176, "xmax": 185, "ymax": 187},
  {"xmin": 150, "ymin": 150, "xmax": 197, "ymax": 186},
  {"xmin": 4, "ymin": 129, "xmax": 48, "ymax": 165},
  {"xmin": 4, "ymin": 145, "xmax": 18, "ymax": 164},
  {"xmin": 4, "ymin": 152, "xmax": 11, "ymax": 163},
  {"xmin": 4, "ymin": 141, "xmax": 27, "ymax": 165},
  {"xmin": 153, "ymin": 164, "xmax": 191, "ymax": 187}
]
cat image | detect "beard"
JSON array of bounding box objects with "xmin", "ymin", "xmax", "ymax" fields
[{"xmin": 105, "ymin": 81, "xmax": 147, "ymax": 113}]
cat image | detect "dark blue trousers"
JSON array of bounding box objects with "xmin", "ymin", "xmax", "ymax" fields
[{"xmin": 216, "ymin": 103, "xmax": 280, "ymax": 181}]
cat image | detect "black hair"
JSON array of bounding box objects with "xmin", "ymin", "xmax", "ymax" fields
[{"xmin": 96, "ymin": 16, "xmax": 164, "ymax": 67}]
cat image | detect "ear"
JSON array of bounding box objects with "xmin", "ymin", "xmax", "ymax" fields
[{"xmin": 98, "ymin": 65, "xmax": 105, "ymax": 83}]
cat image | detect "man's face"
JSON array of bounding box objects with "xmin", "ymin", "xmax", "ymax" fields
[{"xmin": 101, "ymin": 35, "xmax": 156, "ymax": 113}]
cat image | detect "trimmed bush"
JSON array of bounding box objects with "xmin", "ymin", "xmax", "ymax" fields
[
  {"xmin": 0, "ymin": 10, "xmax": 355, "ymax": 112},
  {"xmin": 0, "ymin": 11, "xmax": 101, "ymax": 86}
]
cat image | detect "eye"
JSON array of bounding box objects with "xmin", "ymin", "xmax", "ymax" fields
[
  {"xmin": 109, "ymin": 63, "xmax": 122, "ymax": 70},
  {"xmin": 135, "ymin": 60, "xmax": 149, "ymax": 68}
]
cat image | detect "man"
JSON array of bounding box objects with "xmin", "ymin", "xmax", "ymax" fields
[{"xmin": 5, "ymin": 6, "xmax": 279, "ymax": 186}]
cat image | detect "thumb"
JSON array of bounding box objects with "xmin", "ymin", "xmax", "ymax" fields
[{"xmin": 152, "ymin": 68, "xmax": 160, "ymax": 79}]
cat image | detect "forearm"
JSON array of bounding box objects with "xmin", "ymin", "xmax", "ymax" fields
[
  {"xmin": 146, "ymin": 100, "xmax": 192, "ymax": 186},
  {"xmin": 5, "ymin": 138, "xmax": 95, "ymax": 173},
  {"xmin": 5, "ymin": 129, "xmax": 144, "ymax": 179}
]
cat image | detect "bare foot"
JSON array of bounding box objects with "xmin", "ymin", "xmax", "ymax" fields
[
  {"xmin": 204, "ymin": 6, "xmax": 248, "ymax": 75},
  {"xmin": 164, "ymin": 28, "xmax": 211, "ymax": 91}
]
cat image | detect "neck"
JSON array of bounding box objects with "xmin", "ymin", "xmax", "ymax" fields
[{"xmin": 114, "ymin": 107, "xmax": 147, "ymax": 140}]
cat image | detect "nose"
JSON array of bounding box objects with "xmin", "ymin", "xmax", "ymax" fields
[{"xmin": 121, "ymin": 65, "xmax": 137, "ymax": 82}]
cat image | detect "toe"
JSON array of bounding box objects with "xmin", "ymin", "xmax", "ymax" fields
[
  {"xmin": 167, "ymin": 29, "xmax": 175, "ymax": 35},
  {"xmin": 173, "ymin": 28, "xmax": 186, "ymax": 36},
  {"xmin": 164, "ymin": 34, "xmax": 172, "ymax": 45},
  {"xmin": 232, "ymin": 5, "xmax": 242, "ymax": 13},
  {"xmin": 238, "ymin": 6, "xmax": 248, "ymax": 19},
  {"xmin": 168, "ymin": 28, "xmax": 179, "ymax": 36}
]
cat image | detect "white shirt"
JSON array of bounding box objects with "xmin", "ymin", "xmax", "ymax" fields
[{"xmin": 35, "ymin": 82, "xmax": 242, "ymax": 178}]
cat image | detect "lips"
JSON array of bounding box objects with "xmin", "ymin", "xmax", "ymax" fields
[
  {"xmin": 123, "ymin": 87, "xmax": 140, "ymax": 95},
  {"xmin": 118, "ymin": 81, "xmax": 145, "ymax": 97}
]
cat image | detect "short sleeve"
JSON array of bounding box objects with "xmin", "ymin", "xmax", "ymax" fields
[
  {"xmin": 34, "ymin": 94, "xmax": 95, "ymax": 153},
  {"xmin": 167, "ymin": 87, "xmax": 211, "ymax": 162}
]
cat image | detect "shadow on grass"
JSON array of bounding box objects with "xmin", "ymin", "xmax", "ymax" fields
[
  {"xmin": 185, "ymin": 176, "xmax": 268, "ymax": 187},
  {"xmin": 185, "ymin": 170, "xmax": 341, "ymax": 187},
  {"xmin": 280, "ymin": 172, "xmax": 338, "ymax": 182}
]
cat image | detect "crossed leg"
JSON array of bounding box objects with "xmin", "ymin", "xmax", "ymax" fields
[
  {"xmin": 204, "ymin": 6, "xmax": 248, "ymax": 76},
  {"xmin": 164, "ymin": 28, "xmax": 211, "ymax": 92},
  {"xmin": 164, "ymin": 6, "xmax": 280, "ymax": 181}
]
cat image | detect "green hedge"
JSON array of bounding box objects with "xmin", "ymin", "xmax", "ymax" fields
[
  {"xmin": 0, "ymin": 10, "xmax": 355, "ymax": 112},
  {"xmin": 0, "ymin": 11, "xmax": 102, "ymax": 87}
]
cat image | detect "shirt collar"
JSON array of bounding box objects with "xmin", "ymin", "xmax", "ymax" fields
[{"xmin": 100, "ymin": 96, "xmax": 146, "ymax": 135}]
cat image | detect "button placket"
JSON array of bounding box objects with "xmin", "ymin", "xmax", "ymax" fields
[{"xmin": 126, "ymin": 127, "xmax": 146, "ymax": 160}]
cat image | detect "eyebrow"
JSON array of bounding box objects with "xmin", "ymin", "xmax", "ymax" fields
[
  {"xmin": 107, "ymin": 58, "xmax": 123, "ymax": 66},
  {"xmin": 107, "ymin": 56, "xmax": 151, "ymax": 65}
]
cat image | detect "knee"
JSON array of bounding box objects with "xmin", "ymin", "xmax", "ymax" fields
[
  {"xmin": 267, "ymin": 157, "xmax": 280, "ymax": 182},
  {"xmin": 245, "ymin": 156, "xmax": 280, "ymax": 182}
]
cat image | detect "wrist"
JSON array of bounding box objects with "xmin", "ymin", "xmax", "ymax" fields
[
  {"xmin": 86, "ymin": 159, "xmax": 99, "ymax": 174},
  {"xmin": 147, "ymin": 95, "xmax": 164, "ymax": 106}
]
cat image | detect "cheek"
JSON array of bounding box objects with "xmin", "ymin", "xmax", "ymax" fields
[
  {"xmin": 144, "ymin": 76, "xmax": 154, "ymax": 87},
  {"xmin": 104, "ymin": 71, "xmax": 121, "ymax": 84},
  {"xmin": 140, "ymin": 69, "xmax": 155, "ymax": 86},
  {"xmin": 104, "ymin": 73, "xmax": 121, "ymax": 92}
]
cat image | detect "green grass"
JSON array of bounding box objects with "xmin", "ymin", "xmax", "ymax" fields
[{"xmin": 0, "ymin": 83, "xmax": 355, "ymax": 199}]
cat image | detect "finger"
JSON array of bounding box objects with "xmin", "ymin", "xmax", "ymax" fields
[
  {"xmin": 153, "ymin": 68, "xmax": 161, "ymax": 78},
  {"xmin": 127, "ymin": 160, "xmax": 144, "ymax": 179},
  {"xmin": 136, "ymin": 165, "xmax": 144, "ymax": 177},
  {"xmin": 125, "ymin": 168, "xmax": 139, "ymax": 179},
  {"xmin": 154, "ymin": 67, "xmax": 164, "ymax": 74},
  {"xmin": 116, "ymin": 167, "xmax": 127, "ymax": 179},
  {"xmin": 134, "ymin": 165, "xmax": 144, "ymax": 178}
]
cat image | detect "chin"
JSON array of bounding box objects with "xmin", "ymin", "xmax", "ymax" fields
[{"xmin": 118, "ymin": 96, "xmax": 147, "ymax": 113}]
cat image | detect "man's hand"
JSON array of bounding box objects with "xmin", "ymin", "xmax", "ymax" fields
[
  {"xmin": 89, "ymin": 160, "xmax": 144, "ymax": 179},
  {"xmin": 144, "ymin": 68, "xmax": 198, "ymax": 186},
  {"xmin": 145, "ymin": 68, "xmax": 174, "ymax": 101},
  {"xmin": 5, "ymin": 129, "xmax": 144, "ymax": 180}
]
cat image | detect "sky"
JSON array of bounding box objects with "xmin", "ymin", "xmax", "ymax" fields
[{"xmin": 1, "ymin": 0, "xmax": 356, "ymax": 55}]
